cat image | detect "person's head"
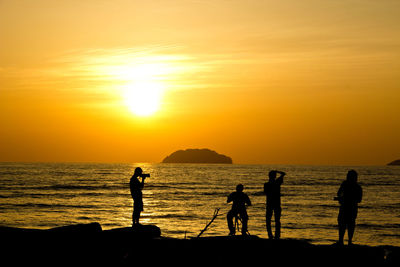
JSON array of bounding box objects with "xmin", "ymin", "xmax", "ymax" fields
[
  {"xmin": 236, "ymin": 184, "xmax": 244, "ymax": 193},
  {"xmin": 346, "ymin": 170, "xmax": 358, "ymax": 183},
  {"xmin": 268, "ymin": 170, "xmax": 277, "ymax": 181},
  {"xmin": 134, "ymin": 167, "xmax": 143, "ymax": 177}
]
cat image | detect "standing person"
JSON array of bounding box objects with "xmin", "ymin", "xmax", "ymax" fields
[
  {"xmin": 264, "ymin": 170, "xmax": 286, "ymax": 239},
  {"xmin": 227, "ymin": 184, "xmax": 252, "ymax": 235},
  {"xmin": 336, "ymin": 170, "xmax": 362, "ymax": 246},
  {"xmin": 130, "ymin": 167, "xmax": 150, "ymax": 227}
]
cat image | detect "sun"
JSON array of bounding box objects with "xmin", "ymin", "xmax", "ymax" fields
[
  {"xmin": 113, "ymin": 61, "xmax": 171, "ymax": 117},
  {"xmin": 123, "ymin": 81, "xmax": 163, "ymax": 117}
]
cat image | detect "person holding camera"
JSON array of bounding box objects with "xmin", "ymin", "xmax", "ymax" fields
[
  {"xmin": 227, "ymin": 184, "xmax": 252, "ymax": 235},
  {"xmin": 336, "ymin": 170, "xmax": 362, "ymax": 246},
  {"xmin": 130, "ymin": 167, "xmax": 150, "ymax": 227},
  {"xmin": 264, "ymin": 170, "xmax": 286, "ymax": 239}
]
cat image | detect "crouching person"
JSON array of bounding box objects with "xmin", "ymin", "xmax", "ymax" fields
[{"xmin": 227, "ymin": 184, "xmax": 252, "ymax": 235}]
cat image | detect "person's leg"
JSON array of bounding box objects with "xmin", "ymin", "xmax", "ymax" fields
[
  {"xmin": 347, "ymin": 221, "xmax": 355, "ymax": 245},
  {"xmin": 132, "ymin": 199, "xmax": 143, "ymax": 226},
  {"xmin": 240, "ymin": 211, "xmax": 249, "ymax": 235},
  {"xmin": 347, "ymin": 207, "xmax": 358, "ymax": 245},
  {"xmin": 274, "ymin": 206, "xmax": 282, "ymax": 239},
  {"xmin": 266, "ymin": 206, "xmax": 273, "ymax": 239},
  {"xmin": 337, "ymin": 207, "xmax": 346, "ymax": 245},
  {"xmin": 227, "ymin": 210, "xmax": 235, "ymax": 235},
  {"xmin": 132, "ymin": 208, "xmax": 140, "ymax": 226}
]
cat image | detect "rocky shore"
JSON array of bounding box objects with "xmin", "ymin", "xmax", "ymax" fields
[{"xmin": 1, "ymin": 223, "xmax": 399, "ymax": 266}]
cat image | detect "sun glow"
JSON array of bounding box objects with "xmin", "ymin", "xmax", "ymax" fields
[
  {"xmin": 123, "ymin": 81, "xmax": 164, "ymax": 116},
  {"xmin": 74, "ymin": 50, "xmax": 197, "ymax": 117},
  {"xmin": 114, "ymin": 62, "xmax": 170, "ymax": 117}
]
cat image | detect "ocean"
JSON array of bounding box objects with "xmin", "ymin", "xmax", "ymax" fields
[{"xmin": 0, "ymin": 163, "xmax": 399, "ymax": 246}]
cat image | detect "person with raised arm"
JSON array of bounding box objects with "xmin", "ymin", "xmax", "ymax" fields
[{"xmin": 264, "ymin": 170, "xmax": 286, "ymax": 239}]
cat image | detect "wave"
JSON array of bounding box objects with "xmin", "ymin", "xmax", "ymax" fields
[
  {"xmin": 288, "ymin": 179, "xmax": 399, "ymax": 187},
  {"xmin": 316, "ymin": 204, "xmax": 339, "ymax": 209},
  {"xmin": 315, "ymin": 204, "xmax": 375, "ymax": 210},
  {"xmin": 252, "ymin": 191, "xmax": 265, "ymax": 197},
  {"xmin": 283, "ymin": 223, "xmax": 336, "ymax": 230},
  {"xmin": 357, "ymin": 223, "xmax": 400, "ymax": 230},
  {"xmin": 145, "ymin": 184, "xmax": 176, "ymax": 189},
  {"xmin": 0, "ymin": 203, "xmax": 98, "ymax": 209},
  {"xmin": 288, "ymin": 181, "xmax": 340, "ymax": 186},
  {"xmin": 0, "ymin": 171, "xmax": 30, "ymax": 177},
  {"xmin": 48, "ymin": 184, "xmax": 110, "ymax": 190},
  {"xmin": 16, "ymin": 184, "xmax": 126, "ymax": 191},
  {"xmin": 200, "ymin": 192, "xmax": 226, "ymax": 196},
  {"xmin": 95, "ymin": 171, "xmax": 125, "ymax": 175},
  {"xmin": 382, "ymin": 203, "xmax": 400, "ymax": 209},
  {"xmin": 378, "ymin": 233, "xmax": 400, "ymax": 238},
  {"xmin": 149, "ymin": 213, "xmax": 199, "ymax": 219},
  {"xmin": 75, "ymin": 216, "xmax": 102, "ymax": 221}
]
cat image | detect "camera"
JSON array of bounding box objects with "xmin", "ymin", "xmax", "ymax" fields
[{"xmin": 141, "ymin": 173, "xmax": 150, "ymax": 178}]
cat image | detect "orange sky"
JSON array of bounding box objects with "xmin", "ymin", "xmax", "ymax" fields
[{"xmin": 1, "ymin": 0, "xmax": 400, "ymax": 165}]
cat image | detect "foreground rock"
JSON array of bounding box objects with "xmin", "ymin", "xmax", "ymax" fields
[
  {"xmin": 123, "ymin": 236, "xmax": 399, "ymax": 266},
  {"xmin": 0, "ymin": 224, "xmax": 399, "ymax": 266},
  {"xmin": 0, "ymin": 222, "xmax": 102, "ymax": 236},
  {"xmin": 103, "ymin": 224, "xmax": 161, "ymax": 241}
]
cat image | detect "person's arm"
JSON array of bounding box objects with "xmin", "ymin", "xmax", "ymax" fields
[
  {"xmin": 246, "ymin": 195, "xmax": 252, "ymax": 206},
  {"xmin": 357, "ymin": 185, "xmax": 363, "ymax": 203},
  {"xmin": 337, "ymin": 182, "xmax": 345, "ymax": 204},
  {"xmin": 276, "ymin": 171, "xmax": 286, "ymax": 185},
  {"xmin": 227, "ymin": 193, "xmax": 233, "ymax": 203},
  {"xmin": 337, "ymin": 183, "xmax": 344, "ymax": 197},
  {"xmin": 129, "ymin": 178, "xmax": 133, "ymax": 195}
]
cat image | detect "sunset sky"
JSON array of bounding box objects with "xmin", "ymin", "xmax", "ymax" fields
[{"xmin": 1, "ymin": 0, "xmax": 399, "ymax": 165}]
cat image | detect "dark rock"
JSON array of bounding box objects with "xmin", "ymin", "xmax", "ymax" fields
[
  {"xmin": 122, "ymin": 237, "xmax": 389, "ymax": 266},
  {"xmin": 1, "ymin": 225, "xmax": 399, "ymax": 266},
  {"xmin": 103, "ymin": 224, "xmax": 161, "ymax": 240},
  {"xmin": 162, "ymin": 148, "xmax": 232, "ymax": 164},
  {"xmin": 0, "ymin": 226, "xmax": 42, "ymax": 234},
  {"xmin": 47, "ymin": 222, "xmax": 102, "ymax": 234},
  {"xmin": 388, "ymin": 159, "xmax": 400, "ymax": 166}
]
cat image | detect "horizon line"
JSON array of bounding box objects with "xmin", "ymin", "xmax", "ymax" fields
[{"xmin": 0, "ymin": 160, "xmax": 391, "ymax": 167}]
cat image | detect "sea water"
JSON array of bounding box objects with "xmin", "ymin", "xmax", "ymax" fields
[{"xmin": 0, "ymin": 163, "xmax": 399, "ymax": 246}]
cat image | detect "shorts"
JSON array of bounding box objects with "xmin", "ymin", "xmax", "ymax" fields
[
  {"xmin": 338, "ymin": 205, "xmax": 358, "ymax": 224},
  {"xmin": 134, "ymin": 199, "xmax": 143, "ymax": 212}
]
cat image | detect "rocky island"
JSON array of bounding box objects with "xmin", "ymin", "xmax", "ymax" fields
[
  {"xmin": 387, "ymin": 159, "xmax": 400, "ymax": 166},
  {"xmin": 162, "ymin": 148, "xmax": 232, "ymax": 164}
]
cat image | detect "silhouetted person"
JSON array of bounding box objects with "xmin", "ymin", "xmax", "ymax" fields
[
  {"xmin": 130, "ymin": 167, "xmax": 149, "ymax": 227},
  {"xmin": 264, "ymin": 170, "xmax": 286, "ymax": 239},
  {"xmin": 336, "ymin": 170, "xmax": 362, "ymax": 245},
  {"xmin": 227, "ymin": 184, "xmax": 252, "ymax": 235}
]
